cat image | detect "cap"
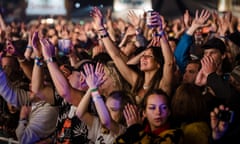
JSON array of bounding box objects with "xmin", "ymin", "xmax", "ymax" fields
[{"xmin": 201, "ymin": 37, "xmax": 226, "ymax": 54}]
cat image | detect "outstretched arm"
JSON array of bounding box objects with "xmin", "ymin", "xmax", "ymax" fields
[
  {"xmin": 40, "ymin": 38, "xmax": 84, "ymax": 106},
  {"xmin": 91, "ymin": 7, "xmax": 138, "ymax": 87}
]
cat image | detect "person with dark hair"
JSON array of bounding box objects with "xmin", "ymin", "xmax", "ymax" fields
[{"xmin": 182, "ymin": 59, "xmax": 201, "ymax": 84}]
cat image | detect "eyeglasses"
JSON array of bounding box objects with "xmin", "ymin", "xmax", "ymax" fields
[{"xmin": 141, "ymin": 54, "xmax": 154, "ymax": 59}]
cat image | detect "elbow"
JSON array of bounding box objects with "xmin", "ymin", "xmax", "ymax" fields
[
  {"xmin": 102, "ymin": 119, "xmax": 111, "ymax": 129},
  {"xmin": 75, "ymin": 109, "xmax": 84, "ymax": 120},
  {"xmin": 57, "ymin": 86, "xmax": 70, "ymax": 99},
  {"xmin": 101, "ymin": 115, "xmax": 112, "ymax": 129}
]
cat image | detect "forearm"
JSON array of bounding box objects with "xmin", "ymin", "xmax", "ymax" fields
[
  {"xmin": 174, "ymin": 32, "xmax": 193, "ymax": 73},
  {"xmin": 31, "ymin": 62, "xmax": 44, "ymax": 94},
  {"xmin": 46, "ymin": 61, "xmax": 71, "ymax": 101},
  {"xmin": 161, "ymin": 32, "xmax": 174, "ymax": 66},
  {"xmin": 118, "ymin": 34, "xmax": 128, "ymax": 48},
  {"xmin": 76, "ymin": 89, "xmax": 91, "ymax": 119},
  {"xmin": 18, "ymin": 58, "xmax": 33, "ymax": 80},
  {"xmin": 0, "ymin": 15, "xmax": 6, "ymax": 30},
  {"xmin": 16, "ymin": 119, "xmax": 41, "ymax": 144},
  {"xmin": 92, "ymin": 90, "xmax": 111, "ymax": 128},
  {"xmin": 107, "ymin": 20, "xmax": 117, "ymax": 42},
  {"xmin": 0, "ymin": 71, "xmax": 30, "ymax": 107},
  {"xmin": 135, "ymin": 33, "xmax": 148, "ymax": 48}
]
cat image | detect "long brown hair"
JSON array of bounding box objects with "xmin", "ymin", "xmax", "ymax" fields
[{"xmin": 132, "ymin": 46, "xmax": 164, "ymax": 99}]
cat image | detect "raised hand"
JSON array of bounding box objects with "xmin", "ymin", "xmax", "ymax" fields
[
  {"xmin": 39, "ymin": 38, "xmax": 55, "ymax": 60},
  {"xmin": 94, "ymin": 62, "xmax": 105, "ymax": 87},
  {"xmin": 24, "ymin": 30, "xmax": 34, "ymax": 60},
  {"xmin": 211, "ymin": 105, "xmax": 231, "ymax": 140},
  {"xmin": 187, "ymin": 9, "xmax": 210, "ymax": 35},
  {"xmin": 82, "ymin": 64, "xmax": 97, "ymax": 89},
  {"xmin": 192, "ymin": 9, "xmax": 210, "ymax": 29},
  {"xmin": 123, "ymin": 103, "xmax": 141, "ymax": 127},
  {"xmin": 81, "ymin": 63, "xmax": 104, "ymax": 89},
  {"xmin": 31, "ymin": 31, "xmax": 42, "ymax": 57},
  {"xmin": 90, "ymin": 7, "xmax": 104, "ymax": 30},
  {"xmin": 127, "ymin": 10, "xmax": 140, "ymax": 28}
]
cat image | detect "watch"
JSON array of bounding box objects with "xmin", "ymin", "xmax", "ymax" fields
[{"xmin": 45, "ymin": 57, "xmax": 57, "ymax": 64}]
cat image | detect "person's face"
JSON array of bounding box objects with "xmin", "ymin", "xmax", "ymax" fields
[
  {"xmin": 203, "ymin": 49, "xmax": 225, "ymax": 66},
  {"xmin": 48, "ymin": 29, "xmax": 58, "ymax": 46},
  {"xmin": 140, "ymin": 49, "xmax": 160, "ymax": 72},
  {"xmin": 183, "ymin": 63, "xmax": 200, "ymax": 84},
  {"xmin": 68, "ymin": 71, "xmax": 87, "ymax": 91},
  {"xmin": 99, "ymin": 68, "xmax": 115, "ymax": 95},
  {"xmin": 143, "ymin": 94, "xmax": 170, "ymax": 131},
  {"xmin": 1, "ymin": 57, "xmax": 15, "ymax": 77},
  {"xmin": 106, "ymin": 97, "xmax": 121, "ymax": 122}
]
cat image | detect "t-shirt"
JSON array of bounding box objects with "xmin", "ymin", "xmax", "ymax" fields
[{"xmin": 53, "ymin": 91, "xmax": 92, "ymax": 144}]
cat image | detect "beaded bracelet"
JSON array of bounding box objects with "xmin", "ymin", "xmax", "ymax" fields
[
  {"xmin": 99, "ymin": 32, "xmax": 109, "ymax": 39},
  {"xmin": 35, "ymin": 56, "xmax": 43, "ymax": 67}
]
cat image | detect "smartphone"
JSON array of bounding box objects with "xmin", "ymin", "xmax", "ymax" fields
[
  {"xmin": 146, "ymin": 10, "xmax": 158, "ymax": 28},
  {"xmin": 217, "ymin": 110, "xmax": 234, "ymax": 123},
  {"xmin": 58, "ymin": 39, "xmax": 71, "ymax": 55}
]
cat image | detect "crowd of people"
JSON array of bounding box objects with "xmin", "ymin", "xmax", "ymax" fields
[{"xmin": 0, "ymin": 6, "xmax": 239, "ymax": 144}]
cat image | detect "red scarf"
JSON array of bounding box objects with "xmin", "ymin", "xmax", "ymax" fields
[{"xmin": 144, "ymin": 122, "xmax": 170, "ymax": 136}]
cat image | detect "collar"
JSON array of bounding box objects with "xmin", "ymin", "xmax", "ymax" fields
[{"xmin": 144, "ymin": 122, "xmax": 170, "ymax": 136}]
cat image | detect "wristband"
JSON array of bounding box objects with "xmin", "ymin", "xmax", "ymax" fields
[
  {"xmin": 99, "ymin": 32, "xmax": 109, "ymax": 39},
  {"xmin": 18, "ymin": 58, "xmax": 26, "ymax": 63},
  {"xmin": 98, "ymin": 28, "xmax": 106, "ymax": 31},
  {"xmin": 92, "ymin": 95, "xmax": 102, "ymax": 102},
  {"xmin": 45, "ymin": 57, "xmax": 57, "ymax": 64},
  {"xmin": 34, "ymin": 56, "xmax": 43, "ymax": 67},
  {"xmin": 26, "ymin": 45, "xmax": 33, "ymax": 50},
  {"xmin": 154, "ymin": 31, "xmax": 165, "ymax": 37},
  {"xmin": 90, "ymin": 88, "xmax": 98, "ymax": 92}
]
